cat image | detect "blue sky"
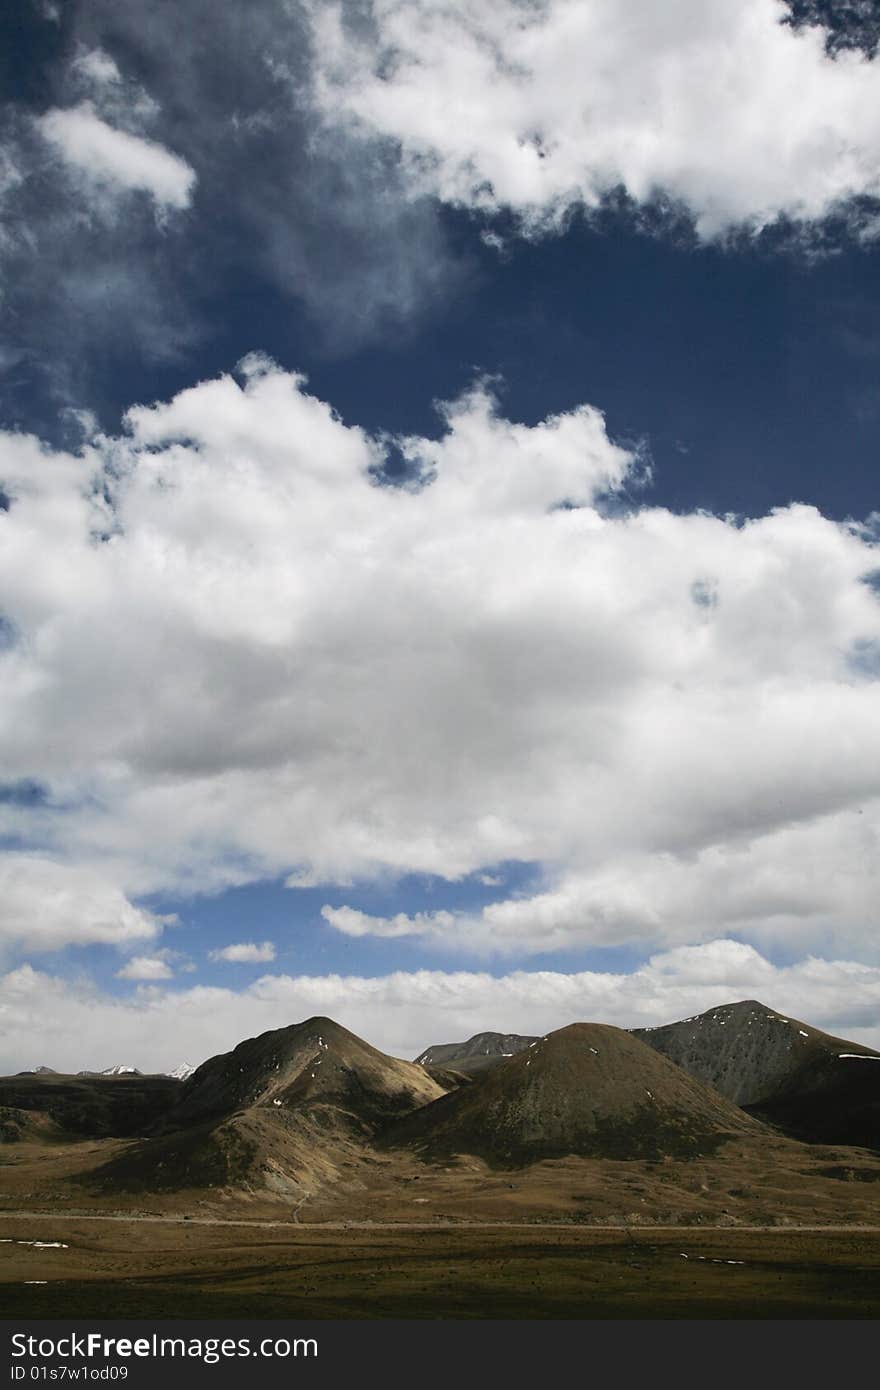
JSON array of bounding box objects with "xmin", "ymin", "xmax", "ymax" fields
[{"xmin": 2, "ymin": 1, "xmax": 880, "ymax": 1070}]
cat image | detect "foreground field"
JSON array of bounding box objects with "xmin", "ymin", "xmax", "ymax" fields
[{"xmin": 3, "ymin": 1217, "xmax": 880, "ymax": 1318}]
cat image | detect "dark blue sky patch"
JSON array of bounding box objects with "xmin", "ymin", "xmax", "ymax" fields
[
  {"xmin": 369, "ymin": 437, "xmax": 435, "ymax": 491},
  {"xmin": 691, "ymin": 579, "xmax": 720, "ymax": 610},
  {"xmin": 0, "ymin": 778, "xmax": 51, "ymax": 808},
  {"xmin": 0, "ymin": 3, "xmax": 69, "ymax": 109},
  {"xmin": 848, "ymin": 638, "xmax": 880, "ymax": 679},
  {"xmin": 860, "ymin": 569, "xmax": 880, "ymax": 596},
  {"xmin": 785, "ymin": 0, "xmax": 880, "ymax": 57}
]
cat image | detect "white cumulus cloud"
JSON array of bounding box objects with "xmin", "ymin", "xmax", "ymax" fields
[
  {"xmin": 70, "ymin": 48, "xmax": 123, "ymax": 90},
  {"xmin": 0, "ymin": 855, "xmax": 162, "ymax": 952},
  {"xmin": 308, "ymin": 0, "xmax": 880, "ymax": 238},
  {"xmin": 208, "ymin": 942, "xmax": 277, "ymax": 964},
  {"xmin": 38, "ymin": 102, "xmax": 195, "ymax": 211},
  {"xmin": 116, "ymin": 955, "xmax": 174, "ymax": 981}
]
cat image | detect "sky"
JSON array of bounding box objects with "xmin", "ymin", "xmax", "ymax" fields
[{"xmin": 2, "ymin": 0, "xmax": 880, "ymax": 1072}]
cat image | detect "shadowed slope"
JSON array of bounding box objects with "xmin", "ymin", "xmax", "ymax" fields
[
  {"xmin": 633, "ymin": 1000, "xmax": 880, "ymax": 1149},
  {"xmin": 0, "ymin": 1074, "xmax": 181, "ymax": 1141}
]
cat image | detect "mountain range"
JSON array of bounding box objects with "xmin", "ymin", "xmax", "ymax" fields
[
  {"xmin": 19, "ymin": 1064, "xmax": 196, "ymax": 1080},
  {"xmin": 396, "ymin": 1022, "xmax": 759, "ymax": 1165},
  {"xmin": 417, "ymin": 1001, "xmax": 880, "ymax": 1150},
  {"xmin": 2, "ymin": 999, "xmax": 878, "ymax": 1211}
]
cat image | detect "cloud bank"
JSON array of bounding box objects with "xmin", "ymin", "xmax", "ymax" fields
[
  {"xmin": 3, "ymin": 940, "xmax": 880, "ymax": 1073},
  {"xmin": 1, "ymin": 357, "xmax": 879, "ymax": 968}
]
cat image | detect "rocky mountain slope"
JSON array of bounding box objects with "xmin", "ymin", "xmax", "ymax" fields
[
  {"xmin": 391, "ymin": 1023, "xmax": 761, "ymax": 1166},
  {"xmin": 633, "ymin": 999, "xmax": 880, "ymax": 1149},
  {"xmin": 91, "ymin": 1016, "xmax": 446, "ymax": 1195},
  {"xmin": 415, "ymin": 1031, "xmax": 538, "ymax": 1076}
]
